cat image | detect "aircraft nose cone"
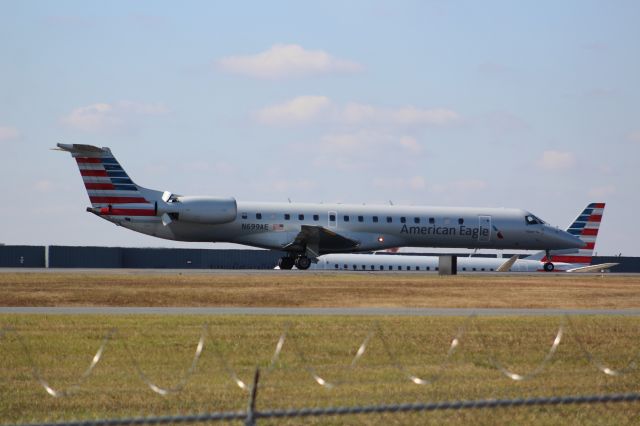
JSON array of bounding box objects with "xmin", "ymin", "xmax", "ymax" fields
[{"xmin": 547, "ymin": 227, "xmax": 584, "ymax": 249}]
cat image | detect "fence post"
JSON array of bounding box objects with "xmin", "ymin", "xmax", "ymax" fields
[{"xmin": 244, "ymin": 368, "xmax": 260, "ymax": 426}]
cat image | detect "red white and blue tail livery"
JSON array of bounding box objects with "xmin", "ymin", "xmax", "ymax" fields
[{"xmin": 62, "ymin": 143, "xmax": 158, "ymax": 218}]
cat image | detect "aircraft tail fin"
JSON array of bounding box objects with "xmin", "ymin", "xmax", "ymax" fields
[
  {"xmin": 56, "ymin": 143, "xmax": 158, "ymax": 216},
  {"xmin": 526, "ymin": 203, "xmax": 605, "ymax": 265}
]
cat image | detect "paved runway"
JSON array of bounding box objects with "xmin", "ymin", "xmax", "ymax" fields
[{"xmin": 2, "ymin": 307, "xmax": 639, "ymax": 316}]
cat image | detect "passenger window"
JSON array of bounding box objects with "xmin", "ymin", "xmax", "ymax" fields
[
  {"xmin": 352, "ymin": 265, "xmax": 357, "ymax": 270},
  {"xmin": 298, "ymin": 214, "xmax": 304, "ymax": 220},
  {"xmin": 429, "ymin": 217, "xmax": 435, "ymax": 224},
  {"xmin": 407, "ymin": 266, "xmax": 411, "ymax": 271},
  {"xmin": 284, "ymin": 214, "xmax": 290, "ymax": 220},
  {"xmin": 313, "ymin": 214, "xmax": 319, "ymax": 221},
  {"xmin": 344, "ymin": 264, "xmax": 348, "ymax": 269},
  {"xmin": 379, "ymin": 265, "xmax": 384, "ymax": 270},
  {"xmin": 386, "ymin": 216, "xmax": 392, "ymax": 223},
  {"xmin": 330, "ymin": 214, "xmax": 336, "ymax": 221},
  {"xmin": 358, "ymin": 215, "xmax": 364, "ymax": 222},
  {"xmin": 241, "ymin": 212, "xmax": 248, "ymax": 219},
  {"xmin": 462, "ymin": 267, "xmax": 466, "ymax": 271},
  {"xmin": 426, "ymin": 267, "xmax": 430, "ymax": 271},
  {"xmin": 400, "ymin": 217, "xmax": 406, "ymax": 223},
  {"xmin": 388, "ymin": 265, "xmax": 392, "ymax": 270},
  {"xmin": 458, "ymin": 218, "xmax": 464, "ymax": 225},
  {"xmin": 334, "ymin": 264, "xmax": 338, "ymax": 269},
  {"xmin": 481, "ymin": 268, "xmax": 485, "ymax": 271},
  {"xmin": 414, "ymin": 217, "xmax": 420, "ymax": 224},
  {"xmin": 370, "ymin": 265, "xmax": 375, "ymax": 270},
  {"xmin": 435, "ymin": 267, "xmax": 439, "ymax": 271},
  {"xmin": 344, "ymin": 215, "xmax": 350, "ymax": 222},
  {"xmin": 397, "ymin": 265, "xmax": 402, "ymax": 270},
  {"xmin": 256, "ymin": 213, "xmax": 262, "ymax": 220},
  {"xmin": 373, "ymin": 216, "xmax": 379, "ymax": 223},
  {"xmin": 361, "ymin": 265, "xmax": 366, "ymax": 270},
  {"xmin": 472, "ymin": 268, "xmax": 476, "ymax": 271},
  {"xmin": 416, "ymin": 266, "xmax": 420, "ymax": 271}
]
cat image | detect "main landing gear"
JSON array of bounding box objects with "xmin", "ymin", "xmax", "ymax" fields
[
  {"xmin": 543, "ymin": 250, "xmax": 555, "ymax": 272},
  {"xmin": 277, "ymin": 255, "xmax": 312, "ymax": 270}
]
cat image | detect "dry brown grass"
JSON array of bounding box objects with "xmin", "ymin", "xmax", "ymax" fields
[{"xmin": 0, "ymin": 272, "xmax": 638, "ymax": 308}]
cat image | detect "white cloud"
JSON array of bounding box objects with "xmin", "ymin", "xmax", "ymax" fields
[
  {"xmin": 256, "ymin": 97, "xmax": 460, "ymax": 127},
  {"xmin": 372, "ymin": 176, "xmax": 427, "ymax": 191},
  {"xmin": 255, "ymin": 96, "xmax": 330, "ymax": 125},
  {"xmin": 628, "ymin": 131, "xmax": 640, "ymax": 143},
  {"xmin": 588, "ymin": 185, "xmax": 616, "ymax": 198},
  {"xmin": 217, "ymin": 44, "xmax": 362, "ymax": 79},
  {"xmin": 398, "ymin": 136, "xmax": 422, "ymax": 153},
  {"xmin": 536, "ymin": 150, "xmax": 575, "ymax": 170},
  {"xmin": 33, "ymin": 180, "xmax": 54, "ymax": 192},
  {"xmin": 320, "ymin": 130, "xmax": 422, "ymax": 154},
  {"xmin": 430, "ymin": 179, "xmax": 488, "ymax": 194},
  {"xmin": 390, "ymin": 106, "xmax": 459, "ymax": 126},
  {"xmin": 0, "ymin": 126, "xmax": 20, "ymax": 141},
  {"xmin": 62, "ymin": 101, "xmax": 169, "ymax": 133}
]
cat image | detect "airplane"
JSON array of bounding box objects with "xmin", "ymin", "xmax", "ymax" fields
[
  {"xmin": 55, "ymin": 143, "xmax": 583, "ymax": 270},
  {"xmin": 312, "ymin": 203, "xmax": 617, "ymax": 273}
]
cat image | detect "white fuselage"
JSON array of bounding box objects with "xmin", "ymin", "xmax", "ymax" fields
[
  {"xmin": 114, "ymin": 200, "xmax": 582, "ymax": 253},
  {"xmin": 311, "ymin": 253, "xmax": 581, "ymax": 272}
]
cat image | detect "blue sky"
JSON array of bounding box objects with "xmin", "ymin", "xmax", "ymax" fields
[{"xmin": 1, "ymin": 1, "xmax": 638, "ymax": 255}]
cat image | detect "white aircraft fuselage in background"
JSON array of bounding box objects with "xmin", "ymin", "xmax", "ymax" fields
[
  {"xmin": 312, "ymin": 253, "xmax": 617, "ymax": 273},
  {"xmin": 56, "ymin": 144, "xmax": 583, "ymax": 270}
]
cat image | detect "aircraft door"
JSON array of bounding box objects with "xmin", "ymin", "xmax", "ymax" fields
[
  {"xmin": 328, "ymin": 211, "xmax": 337, "ymax": 229},
  {"xmin": 478, "ymin": 215, "xmax": 491, "ymax": 242}
]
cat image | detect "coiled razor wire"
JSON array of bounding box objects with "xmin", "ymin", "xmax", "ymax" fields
[
  {"xmin": 0, "ymin": 326, "xmax": 114, "ymax": 397},
  {"xmin": 205, "ymin": 325, "xmax": 288, "ymax": 392},
  {"xmin": 1, "ymin": 315, "xmax": 638, "ymax": 398},
  {"xmin": 474, "ymin": 317, "xmax": 565, "ymax": 381},
  {"xmin": 121, "ymin": 324, "xmax": 207, "ymax": 396},
  {"xmin": 566, "ymin": 316, "xmax": 640, "ymax": 377},
  {"xmin": 5, "ymin": 392, "xmax": 640, "ymax": 426},
  {"xmin": 373, "ymin": 318, "xmax": 469, "ymax": 385}
]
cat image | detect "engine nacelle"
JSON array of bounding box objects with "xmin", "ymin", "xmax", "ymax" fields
[{"xmin": 158, "ymin": 196, "xmax": 237, "ymax": 224}]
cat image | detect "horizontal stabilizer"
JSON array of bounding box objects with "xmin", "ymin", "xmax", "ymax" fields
[
  {"xmin": 566, "ymin": 263, "xmax": 619, "ymax": 273},
  {"xmin": 496, "ymin": 255, "xmax": 519, "ymax": 272}
]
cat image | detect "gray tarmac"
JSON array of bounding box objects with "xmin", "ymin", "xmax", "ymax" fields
[{"xmin": 1, "ymin": 307, "xmax": 639, "ymax": 316}]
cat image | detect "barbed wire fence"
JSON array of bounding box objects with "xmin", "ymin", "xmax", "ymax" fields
[{"xmin": 1, "ymin": 315, "xmax": 639, "ymax": 425}]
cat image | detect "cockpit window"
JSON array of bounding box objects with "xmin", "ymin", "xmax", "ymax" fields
[{"xmin": 525, "ymin": 214, "xmax": 546, "ymax": 225}]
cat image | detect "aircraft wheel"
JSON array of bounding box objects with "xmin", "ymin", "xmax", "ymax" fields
[
  {"xmin": 295, "ymin": 256, "xmax": 311, "ymax": 270},
  {"xmin": 278, "ymin": 257, "xmax": 295, "ymax": 270},
  {"xmin": 543, "ymin": 262, "xmax": 555, "ymax": 272}
]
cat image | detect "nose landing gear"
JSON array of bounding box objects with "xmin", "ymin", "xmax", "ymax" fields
[{"xmin": 543, "ymin": 250, "xmax": 555, "ymax": 272}]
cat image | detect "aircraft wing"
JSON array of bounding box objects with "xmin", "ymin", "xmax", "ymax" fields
[
  {"xmin": 496, "ymin": 255, "xmax": 519, "ymax": 272},
  {"xmin": 566, "ymin": 263, "xmax": 619, "ymax": 273},
  {"xmin": 283, "ymin": 225, "xmax": 360, "ymax": 257}
]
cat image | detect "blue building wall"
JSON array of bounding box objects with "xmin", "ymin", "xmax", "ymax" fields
[
  {"xmin": 0, "ymin": 245, "xmax": 637, "ymax": 271},
  {"xmin": 0, "ymin": 245, "xmax": 45, "ymax": 267}
]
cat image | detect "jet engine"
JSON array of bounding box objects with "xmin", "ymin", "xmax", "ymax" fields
[{"xmin": 156, "ymin": 194, "xmax": 237, "ymax": 226}]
